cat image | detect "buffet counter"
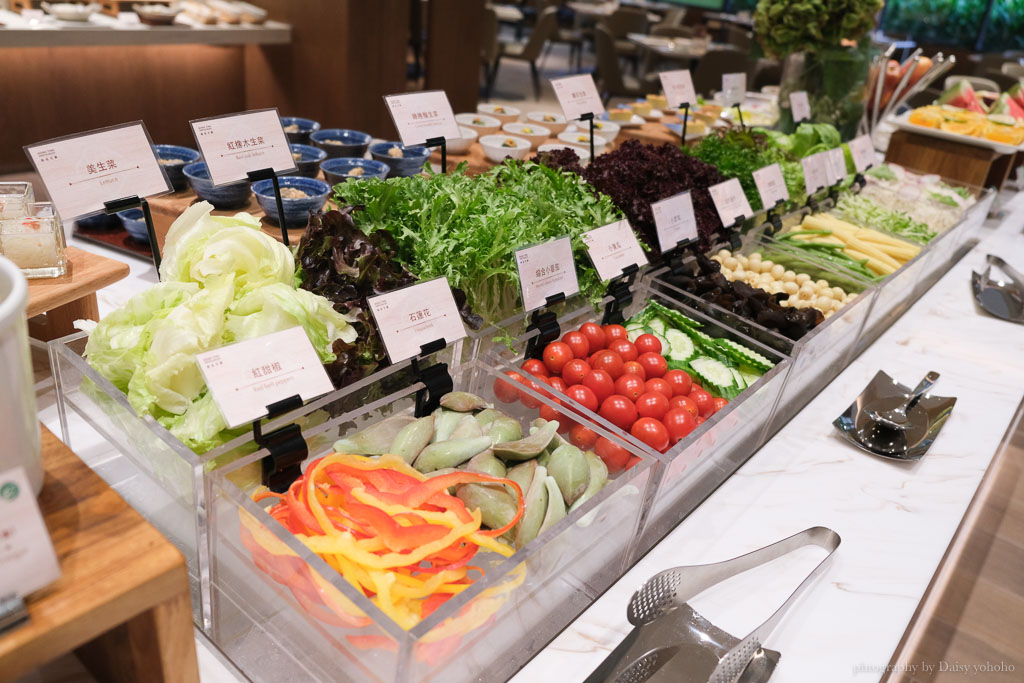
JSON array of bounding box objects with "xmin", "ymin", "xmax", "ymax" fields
[
  {"xmin": 35, "ymin": 191, "xmax": 1024, "ymax": 682},
  {"xmin": 515, "ymin": 190, "xmax": 1024, "ymax": 682}
]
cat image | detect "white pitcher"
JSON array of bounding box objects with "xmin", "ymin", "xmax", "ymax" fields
[{"xmin": 0, "ymin": 255, "xmax": 42, "ymax": 495}]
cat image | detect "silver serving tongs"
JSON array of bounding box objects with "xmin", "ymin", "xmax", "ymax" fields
[{"xmin": 585, "ymin": 527, "xmax": 841, "ymax": 683}]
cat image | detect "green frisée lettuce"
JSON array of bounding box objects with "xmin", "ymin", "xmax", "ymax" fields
[{"xmin": 81, "ymin": 202, "xmax": 358, "ymax": 454}]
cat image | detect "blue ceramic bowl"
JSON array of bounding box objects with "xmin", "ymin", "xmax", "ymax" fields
[
  {"xmin": 117, "ymin": 208, "xmax": 150, "ymax": 243},
  {"xmin": 369, "ymin": 141, "xmax": 431, "ymax": 178},
  {"xmin": 320, "ymin": 158, "xmax": 390, "ymax": 186},
  {"xmin": 251, "ymin": 176, "xmax": 330, "ymax": 229},
  {"xmin": 280, "ymin": 117, "xmax": 321, "ymax": 145},
  {"xmin": 183, "ymin": 162, "xmax": 252, "ymax": 210},
  {"xmin": 310, "ymin": 128, "xmax": 372, "ymax": 159},
  {"xmin": 288, "ymin": 143, "xmax": 327, "ymax": 179},
  {"xmin": 75, "ymin": 212, "xmax": 120, "ymax": 231},
  {"xmin": 154, "ymin": 144, "xmax": 201, "ymax": 192}
]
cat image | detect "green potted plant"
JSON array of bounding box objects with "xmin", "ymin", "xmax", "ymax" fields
[{"xmin": 754, "ymin": 0, "xmax": 883, "ymax": 139}]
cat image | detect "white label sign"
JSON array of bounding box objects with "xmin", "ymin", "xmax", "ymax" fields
[
  {"xmin": 196, "ymin": 327, "xmax": 334, "ymax": 429},
  {"xmin": 24, "ymin": 122, "xmax": 170, "ymax": 221},
  {"xmin": 0, "ymin": 467, "xmax": 61, "ymax": 598},
  {"xmin": 659, "ymin": 69, "xmax": 697, "ymax": 110},
  {"xmin": 190, "ymin": 109, "xmax": 295, "ymax": 186},
  {"xmin": 368, "ymin": 278, "xmax": 468, "ymax": 364},
  {"xmin": 722, "ymin": 72, "xmax": 746, "ymax": 107},
  {"xmin": 581, "ymin": 219, "xmax": 647, "ymax": 281},
  {"xmin": 515, "ymin": 237, "xmax": 580, "ymax": 312},
  {"xmin": 753, "ymin": 163, "xmax": 790, "ymax": 209},
  {"xmin": 708, "ymin": 178, "xmax": 753, "ymax": 227},
  {"xmin": 551, "ymin": 74, "xmax": 606, "ymax": 121},
  {"xmin": 801, "ymin": 153, "xmax": 828, "ymax": 194},
  {"xmin": 789, "ymin": 91, "xmax": 811, "ymax": 122},
  {"xmin": 651, "ymin": 191, "xmax": 698, "ymax": 252},
  {"xmin": 849, "ymin": 135, "xmax": 875, "ymax": 173},
  {"xmin": 826, "ymin": 147, "xmax": 847, "ymax": 185},
  {"xmin": 384, "ymin": 90, "xmax": 461, "ymax": 147}
]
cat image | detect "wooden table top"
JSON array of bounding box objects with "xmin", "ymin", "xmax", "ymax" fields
[
  {"xmin": 25, "ymin": 247, "xmax": 130, "ymax": 318},
  {"xmin": 0, "ymin": 426, "xmax": 191, "ymax": 678}
]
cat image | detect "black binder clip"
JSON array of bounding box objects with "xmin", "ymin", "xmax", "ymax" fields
[
  {"xmin": 411, "ymin": 339, "xmax": 453, "ymax": 417},
  {"xmin": 524, "ymin": 292, "xmax": 566, "ymax": 360},
  {"xmin": 602, "ymin": 264, "xmax": 639, "ymax": 325},
  {"xmin": 254, "ymin": 394, "xmax": 307, "ymax": 493}
]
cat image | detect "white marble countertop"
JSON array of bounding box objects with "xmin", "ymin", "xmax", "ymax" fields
[
  {"xmin": 513, "ymin": 190, "xmax": 1024, "ymax": 683},
  {"xmin": 34, "ymin": 190, "xmax": 1024, "ymax": 683}
]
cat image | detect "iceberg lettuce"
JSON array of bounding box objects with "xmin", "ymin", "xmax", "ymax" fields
[{"xmin": 83, "ymin": 202, "xmax": 358, "ymax": 454}]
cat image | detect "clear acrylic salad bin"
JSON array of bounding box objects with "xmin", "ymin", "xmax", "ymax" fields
[
  {"xmin": 206, "ymin": 356, "xmax": 656, "ymax": 683},
  {"xmin": 648, "ymin": 230, "xmax": 878, "ymax": 434},
  {"xmin": 48, "ymin": 329, "xmax": 466, "ymax": 625},
  {"xmin": 474, "ymin": 279, "xmax": 792, "ymax": 557}
]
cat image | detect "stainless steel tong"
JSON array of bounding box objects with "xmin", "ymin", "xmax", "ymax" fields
[
  {"xmin": 972, "ymin": 254, "xmax": 1024, "ymax": 324},
  {"xmin": 585, "ymin": 527, "xmax": 841, "ymax": 683}
]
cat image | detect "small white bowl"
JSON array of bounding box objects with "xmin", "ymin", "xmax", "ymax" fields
[
  {"xmin": 502, "ymin": 122, "xmax": 551, "ymax": 149},
  {"xmin": 526, "ymin": 111, "xmax": 568, "ymax": 135},
  {"xmin": 42, "ymin": 1, "xmax": 99, "ymax": 20},
  {"xmin": 456, "ymin": 113, "xmax": 501, "ymax": 137},
  {"xmin": 557, "ymin": 131, "xmax": 609, "ymax": 156},
  {"xmin": 477, "ymin": 103, "xmax": 521, "ymax": 125},
  {"xmin": 569, "ymin": 120, "xmax": 621, "ymax": 141},
  {"xmin": 537, "ymin": 143, "xmax": 591, "ymax": 166},
  {"xmin": 446, "ymin": 126, "xmax": 478, "ymax": 155},
  {"xmin": 479, "ymin": 135, "xmax": 531, "ymax": 163}
]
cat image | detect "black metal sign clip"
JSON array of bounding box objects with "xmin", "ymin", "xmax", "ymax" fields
[{"xmin": 255, "ymin": 394, "xmax": 307, "ymax": 493}]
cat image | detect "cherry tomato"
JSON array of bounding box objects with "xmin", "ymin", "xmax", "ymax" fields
[
  {"xmin": 542, "ymin": 342, "xmax": 574, "ymax": 375},
  {"xmin": 669, "ymin": 394, "xmax": 699, "ymax": 418},
  {"xmin": 579, "ymin": 322, "xmax": 607, "ymax": 352},
  {"xmin": 520, "ymin": 358, "xmax": 549, "ymax": 379},
  {"xmin": 626, "ymin": 455, "xmax": 642, "ymax": 470},
  {"xmin": 637, "ymin": 351, "xmax": 668, "ymax": 379},
  {"xmin": 539, "ymin": 401, "xmax": 561, "ymax": 424},
  {"xmin": 622, "ymin": 360, "xmax": 647, "ymax": 380},
  {"xmin": 645, "ymin": 378, "xmax": 673, "ymax": 401},
  {"xmin": 631, "ymin": 417, "xmax": 670, "ymax": 451},
  {"xmin": 695, "ymin": 415, "xmax": 706, "ymax": 425},
  {"xmin": 561, "ymin": 331, "xmax": 590, "ymax": 359},
  {"xmin": 713, "ymin": 397, "xmax": 729, "ymax": 414},
  {"xmin": 591, "ymin": 350, "xmax": 625, "ymax": 379},
  {"xmin": 595, "ymin": 436, "xmax": 631, "ymax": 472},
  {"xmin": 608, "ymin": 339, "xmax": 638, "ymax": 362},
  {"xmin": 561, "ymin": 358, "xmax": 592, "ymax": 386},
  {"xmin": 565, "ymin": 384, "xmax": 599, "ymax": 412},
  {"xmin": 603, "ymin": 324, "xmax": 628, "ymax": 342},
  {"xmin": 547, "ymin": 376, "xmax": 568, "ymax": 394},
  {"xmin": 690, "ymin": 388, "xmax": 714, "ymax": 417},
  {"xmin": 614, "ymin": 373, "xmax": 646, "ymax": 402},
  {"xmin": 664, "ymin": 369, "xmax": 693, "ymax": 396},
  {"xmin": 636, "ymin": 391, "xmax": 670, "ymax": 421},
  {"xmin": 663, "ymin": 408, "xmax": 698, "ymax": 443},
  {"xmin": 634, "ymin": 333, "xmax": 662, "ymax": 355},
  {"xmin": 519, "ymin": 377, "xmax": 545, "ymax": 409},
  {"xmin": 689, "ymin": 382, "xmax": 703, "ymax": 393},
  {"xmin": 582, "ymin": 369, "xmax": 615, "ymax": 403},
  {"xmin": 493, "ymin": 371, "xmax": 522, "ymax": 403},
  {"xmin": 599, "ymin": 394, "xmax": 638, "ymax": 431},
  {"xmin": 569, "ymin": 423, "xmax": 599, "ymax": 450}
]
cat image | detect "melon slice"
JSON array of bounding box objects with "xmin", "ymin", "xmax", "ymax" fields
[
  {"xmin": 937, "ymin": 80, "xmax": 987, "ymax": 114},
  {"xmin": 1009, "ymin": 82, "xmax": 1024, "ymax": 112},
  {"xmin": 989, "ymin": 93, "xmax": 1024, "ymax": 121}
]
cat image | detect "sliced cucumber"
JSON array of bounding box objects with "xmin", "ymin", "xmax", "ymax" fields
[
  {"xmin": 729, "ymin": 368, "xmax": 747, "ymax": 392},
  {"xmin": 737, "ymin": 367, "xmax": 763, "ymax": 387},
  {"xmin": 665, "ymin": 329, "xmax": 695, "ymax": 363},
  {"xmin": 647, "ymin": 317, "xmax": 667, "ymax": 335},
  {"xmin": 626, "ymin": 327, "xmax": 644, "ymax": 343},
  {"xmin": 651, "ymin": 332, "xmax": 670, "ymax": 353},
  {"xmin": 713, "ymin": 339, "xmax": 775, "ymax": 372},
  {"xmin": 689, "ymin": 357, "xmax": 736, "ymax": 391}
]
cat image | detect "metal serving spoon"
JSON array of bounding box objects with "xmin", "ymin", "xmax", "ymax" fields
[{"xmin": 868, "ymin": 371, "xmax": 939, "ymax": 430}]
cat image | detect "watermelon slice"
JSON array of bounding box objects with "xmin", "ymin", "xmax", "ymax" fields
[
  {"xmin": 989, "ymin": 92, "xmax": 1024, "ymax": 121},
  {"xmin": 937, "ymin": 80, "xmax": 987, "ymax": 114},
  {"xmin": 1009, "ymin": 82, "xmax": 1024, "ymax": 112}
]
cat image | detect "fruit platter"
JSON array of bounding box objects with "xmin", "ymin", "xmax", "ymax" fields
[{"xmin": 893, "ymin": 80, "xmax": 1024, "ymax": 153}]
